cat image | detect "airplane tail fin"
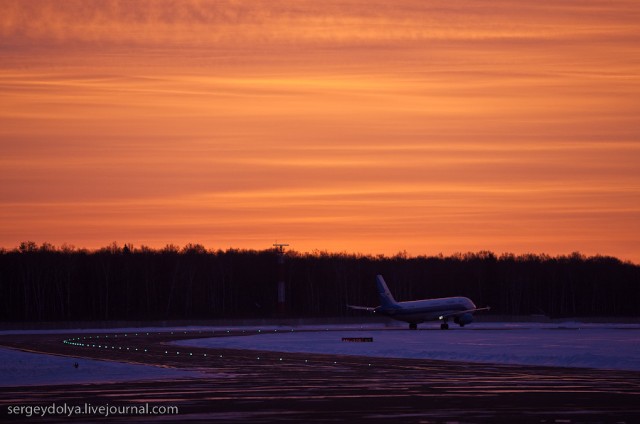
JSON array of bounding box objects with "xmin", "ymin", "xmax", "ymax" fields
[{"xmin": 375, "ymin": 275, "xmax": 398, "ymax": 308}]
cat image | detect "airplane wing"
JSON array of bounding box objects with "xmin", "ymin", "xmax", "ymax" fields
[
  {"xmin": 347, "ymin": 304, "xmax": 376, "ymax": 312},
  {"xmin": 439, "ymin": 306, "xmax": 491, "ymax": 320}
]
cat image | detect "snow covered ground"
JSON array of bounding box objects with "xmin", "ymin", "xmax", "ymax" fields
[
  {"xmin": 1, "ymin": 322, "xmax": 638, "ymax": 388},
  {"xmin": 0, "ymin": 347, "xmax": 203, "ymax": 387},
  {"xmin": 175, "ymin": 322, "xmax": 640, "ymax": 371}
]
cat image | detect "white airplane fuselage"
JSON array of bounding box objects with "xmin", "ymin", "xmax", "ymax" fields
[{"xmin": 375, "ymin": 296, "xmax": 477, "ymax": 323}]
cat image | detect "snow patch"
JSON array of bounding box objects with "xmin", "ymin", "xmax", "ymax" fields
[
  {"xmin": 0, "ymin": 347, "xmax": 203, "ymax": 387},
  {"xmin": 175, "ymin": 324, "xmax": 640, "ymax": 371}
]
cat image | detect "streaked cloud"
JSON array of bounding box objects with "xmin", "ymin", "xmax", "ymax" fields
[{"xmin": 1, "ymin": 1, "xmax": 639, "ymax": 261}]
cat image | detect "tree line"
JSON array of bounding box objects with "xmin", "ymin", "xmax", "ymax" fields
[{"xmin": 0, "ymin": 242, "xmax": 638, "ymax": 322}]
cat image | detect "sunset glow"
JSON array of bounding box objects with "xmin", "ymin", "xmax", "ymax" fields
[{"xmin": 1, "ymin": 1, "xmax": 639, "ymax": 261}]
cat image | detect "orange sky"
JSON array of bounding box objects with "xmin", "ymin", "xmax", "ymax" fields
[{"xmin": 1, "ymin": 0, "xmax": 639, "ymax": 262}]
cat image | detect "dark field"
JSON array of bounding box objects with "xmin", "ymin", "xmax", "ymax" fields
[{"xmin": 1, "ymin": 331, "xmax": 639, "ymax": 423}]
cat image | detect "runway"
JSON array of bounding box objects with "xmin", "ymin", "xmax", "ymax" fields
[{"xmin": 1, "ymin": 330, "xmax": 639, "ymax": 423}]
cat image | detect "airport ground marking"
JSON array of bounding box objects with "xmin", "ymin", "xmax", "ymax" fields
[{"xmin": 61, "ymin": 329, "xmax": 375, "ymax": 368}]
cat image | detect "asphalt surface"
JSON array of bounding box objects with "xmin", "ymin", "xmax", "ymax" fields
[{"xmin": 1, "ymin": 330, "xmax": 639, "ymax": 423}]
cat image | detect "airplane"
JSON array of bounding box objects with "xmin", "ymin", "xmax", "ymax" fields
[{"xmin": 348, "ymin": 274, "xmax": 490, "ymax": 330}]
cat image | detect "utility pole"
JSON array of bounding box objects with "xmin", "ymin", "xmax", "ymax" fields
[{"xmin": 273, "ymin": 243, "xmax": 289, "ymax": 316}]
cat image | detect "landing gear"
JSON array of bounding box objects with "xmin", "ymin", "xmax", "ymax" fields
[
  {"xmin": 440, "ymin": 322, "xmax": 449, "ymax": 330},
  {"xmin": 453, "ymin": 316, "xmax": 466, "ymax": 327},
  {"xmin": 409, "ymin": 323, "xmax": 418, "ymax": 330}
]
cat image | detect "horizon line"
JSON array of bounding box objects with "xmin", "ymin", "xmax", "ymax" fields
[{"xmin": 3, "ymin": 241, "xmax": 636, "ymax": 265}]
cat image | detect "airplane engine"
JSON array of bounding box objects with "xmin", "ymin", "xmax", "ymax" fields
[{"xmin": 454, "ymin": 313, "xmax": 473, "ymax": 327}]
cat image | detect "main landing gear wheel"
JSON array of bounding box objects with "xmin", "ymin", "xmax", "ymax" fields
[
  {"xmin": 440, "ymin": 322, "xmax": 449, "ymax": 330},
  {"xmin": 409, "ymin": 323, "xmax": 417, "ymax": 330}
]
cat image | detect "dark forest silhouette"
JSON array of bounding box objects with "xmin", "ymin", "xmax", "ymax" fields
[{"xmin": 1, "ymin": 241, "xmax": 638, "ymax": 322}]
